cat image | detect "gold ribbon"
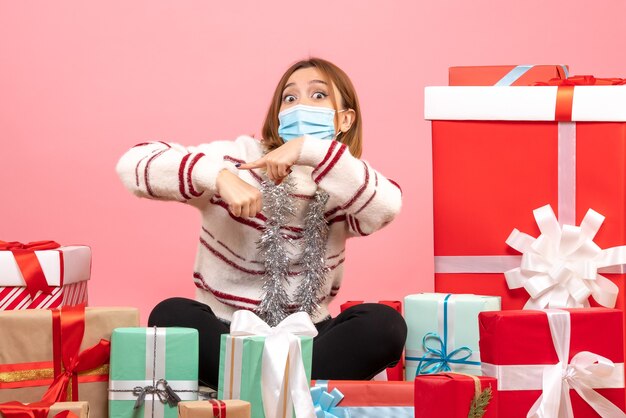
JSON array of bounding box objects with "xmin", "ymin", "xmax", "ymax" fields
[{"xmin": 0, "ymin": 365, "xmax": 109, "ymax": 385}]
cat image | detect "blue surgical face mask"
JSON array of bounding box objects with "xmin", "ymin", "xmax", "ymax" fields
[{"xmin": 278, "ymin": 104, "xmax": 344, "ymax": 142}]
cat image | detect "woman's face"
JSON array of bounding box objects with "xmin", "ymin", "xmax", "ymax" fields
[{"xmin": 279, "ymin": 67, "xmax": 342, "ymax": 113}]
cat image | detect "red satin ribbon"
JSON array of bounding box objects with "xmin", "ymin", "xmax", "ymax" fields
[
  {"xmin": 209, "ymin": 400, "xmax": 227, "ymax": 417},
  {"xmin": 0, "ymin": 241, "xmax": 61, "ymax": 299},
  {"xmin": 40, "ymin": 305, "xmax": 111, "ymax": 403},
  {"xmin": 0, "ymin": 401, "xmax": 78, "ymax": 418},
  {"xmin": 0, "ymin": 401, "xmax": 51, "ymax": 418},
  {"xmin": 534, "ymin": 75, "xmax": 626, "ymax": 121}
]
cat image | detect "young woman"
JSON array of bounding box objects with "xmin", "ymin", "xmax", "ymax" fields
[{"xmin": 116, "ymin": 58, "xmax": 406, "ymax": 388}]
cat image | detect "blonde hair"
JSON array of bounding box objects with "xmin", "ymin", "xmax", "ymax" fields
[{"xmin": 261, "ymin": 58, "xmax": 363, "ymax": 158}]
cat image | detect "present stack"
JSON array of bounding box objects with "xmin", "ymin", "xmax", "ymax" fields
[
  {"xmin": 410, "ymin": 64, "xmax": 626, "ymax": 417},
  {"xmin": 6, "ymin": 64, "xmax": 626, "ymax": 418}
]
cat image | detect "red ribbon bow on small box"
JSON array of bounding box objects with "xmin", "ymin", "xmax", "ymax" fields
[
  {"xmin": 534, "ymin": 75, "xmax": 626, "ymax": 121},
  {"xmin": 0, "ymin": 401, "xmax": 79, "ymax": 418},
  {"xmin": 0, "ymin": 241, "xmax": 61, "ymax": 299}
]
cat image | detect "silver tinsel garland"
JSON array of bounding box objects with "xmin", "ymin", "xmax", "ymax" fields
[
  {"xmin": 292, "ymin": 189, "xmax": 330, "ymax": 317},
  {"xmin": 255, "ymin": 176, "xmax": 330, "ymax": 325},
  {"xmin": 255, "ymin": 177, "xmax": 296, "ymax": 326}
]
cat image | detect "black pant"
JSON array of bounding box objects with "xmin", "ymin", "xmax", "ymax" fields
[{"xmin": 148, "ymin": 297, "xmax": 407, "ymax": 389}]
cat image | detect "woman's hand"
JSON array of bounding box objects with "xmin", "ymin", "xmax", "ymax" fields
[
  {"xmin": 216, "ymin": 169, "xmax": 262, "ymax": 218},
  {"xmin": 237, "ymin": 137, "xmax": 304, "ymax": 184}
]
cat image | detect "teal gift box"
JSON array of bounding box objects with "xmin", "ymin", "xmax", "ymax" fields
[
  {"xmin": 108, "ymin": 327, "xmax": 199, "ymax": 418},
  {"xmin": 217, "ymin": 312, "xmax": 315, "ymax": 418},
  {"xmin": 404, "ymin": 293, "xmax": 500, "ymax": 379}
]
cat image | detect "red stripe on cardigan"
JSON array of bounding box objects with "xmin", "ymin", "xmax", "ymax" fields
[
  {"xmin": 346, "ymin": 214, "xmax": 356, "ymax": 233},
  {"xmin": 202, "ymin": 226, "xmax": 263, "ymax": 264},
  {"xmin": 145, "ymin": 149, "xmax": 169, "ymax": 197},
  {"xmin": 314, "ymin": 143, "xmax": 347, "ymax": 184},
  {"xmin": 209, "ymin": 198, "xmax": 265, "ymax": 231},
  {"xmin": 209, "ymin": 197, "xmax": 303, "ymax": 236},
  {"xmin": 178, "ymin": 153, "xmax": 192, "ymax": 200},
  {"xmin": 353, "ymin": 216, "xmax": 369, "ymax": 236},
  {"xmin": 323, "ymin": 161, "xmax": 370, "ymax": 217},
  {"xmin": 132, "ymin": 142, "xmax": 152, "ymax": 148},
  {"xmin": 327, "ymin": 249, "xmax": 345, "ymax": 260},
  {"xmin": 194, "ymin": 272, "xmax": 261, "ymax": 305},
  {"xmin": 224, "ymin": 155, "xmax": 244, "ymax": 164},
  {"xmin": 135, "ymin": 154, "xmax": 151, "ymax": 187},
  {"xmin": 312, "ymin": 140, "xmax": 338, "ymax": 174},
  {"xmin": 354, "ymin": 190, "xmax": 376, "ymax": 215},
  {"xmin": 290, "ymin": 193, "xmax": 315, "ymax": 200},
  {"xmin": 327, "ymin": 215, "xmax": 346, "ymax": 225},
  {"xmin": 340, "ymin": 161, "xmax": 370, "ymax": 209},
  {"xmin": 195, "ymin": 271, "xmax": 333, "ymax": 310},
  {"xmin": 201, "ymin": 226, "xmax": 215, "ymax": 239},
  {"xmin": 157, "ymin": 141, "xmax": 172, "ymax": 148},
  {"xmin": 388, "ymin": 178, "xmax": 402, "ymax": 194},
  {"xmin": 199, "ymin": 237, "xmax": 265, "ymax": 275},
  {"xmin": 224, "ymin": 155, "xmax": 264, "ymax": 183},
  {"xmin": 187, "ymin": 153, "xmax": 205, "ymax": 197}
]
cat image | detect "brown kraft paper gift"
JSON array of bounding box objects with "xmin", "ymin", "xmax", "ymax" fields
[
  {"xmin": 179, "ymin": 400, "xmax": 251, "ymax": 418},
  {"xmin": 0, "ymin": 307, "xmax": 139, "ymax": 418}
]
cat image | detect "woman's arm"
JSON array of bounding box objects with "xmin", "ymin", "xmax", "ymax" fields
[
  {"xmin": 116, "ymin": 138, "xmax": 243, "ymax": 204},
  {"xmin": 297, "ymin": 136, "xmax": 402, "ymax": 236}
]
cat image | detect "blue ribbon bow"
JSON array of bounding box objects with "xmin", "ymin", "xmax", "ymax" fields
[
  {"xmin": 409, "ymin": 294, "xmax": 481, "ymax": 376},
  {"xmin": 310, "ymin": 386, "xmax": 348, "ymax": 418},
  {"xmin": 415, "ymin": 332, "xmax": 476, "ymax": 375}
]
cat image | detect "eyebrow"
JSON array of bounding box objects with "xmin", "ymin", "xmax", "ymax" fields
[{"xmin": 282, "ymin": 79, "xmax": 328, "ymax": 92}]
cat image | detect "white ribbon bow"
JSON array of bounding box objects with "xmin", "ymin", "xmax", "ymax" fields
[
  {"xmin": 230, "ymin": 310, "xmax": 318, "ymax": 418},
  {"xmin": 527, "ymin": 310, "xmax": 626, "ymax": 418},
  {"xmin": 505, "ymin": 204, "xmax": 625, "ymax": 309}
]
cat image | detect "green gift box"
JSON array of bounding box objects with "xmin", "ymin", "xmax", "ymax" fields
[
  {"xmin": 218, "ymin": 312, "xmax": 315, "ymax": 418},
  {"xmin": 108, "ymin": 327, "xmax": 199, "ymax": 418},
  {"xmin": 404, "ymin": 293, "xmax": 500, "ymax": 379}
]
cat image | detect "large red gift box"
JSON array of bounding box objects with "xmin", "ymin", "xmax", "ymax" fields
[
  {"xmin": 0, "ymin": 241, "xmax": 90, "ymax": 310},
  {"xmin": 340, "ymin": 300, "xmax": 403, "ymax": 381},
  {"xmin": 414, "ymin": 373, "xmax": 497, "ymax": 418},
  {"xmin": 449, "ymin": 64, "xmax": 568, "ymax": 86},
  {"xmin": 479, "ymin": 308, "xmax": 625, "ymax": 417},
  {"xmin": 425, "ymin": 79, "xmax": 626, "ymax": 311}
]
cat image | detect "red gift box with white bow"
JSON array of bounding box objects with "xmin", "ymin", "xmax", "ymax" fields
[{"xmin": 479, "ymin": 308, "xmax": 626, "ymax": 417}]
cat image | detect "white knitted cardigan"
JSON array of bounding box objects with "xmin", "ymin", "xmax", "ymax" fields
[{"xmin": 116, "ymin": 135, "xmax": 402, "ymax": 323}]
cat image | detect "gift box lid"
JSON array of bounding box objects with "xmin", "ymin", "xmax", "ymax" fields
[
  {"xmin": 0, "ymin": 246, "xmax": 91, "ymax": 286},
  {"xmin": 425, "ymin": 85, "xmax": 626, "ymax": 121},
  {"xmin": 449, "ymin": 65, "xmax": 569, "ymax": 86}
]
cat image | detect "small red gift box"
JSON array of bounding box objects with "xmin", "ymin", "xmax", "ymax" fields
[
  {"xmin": 340, "ymin": 300, "xmax": 403, "ymax": 381},
  {"xmin": 479, "ymin": 308, "xmax": 625, "ymax": 417},
  {"xmin": 449, "ymin": 64, "xmax": 568, "ymax": 86},
  {"xmin": 0, "ymin": 241, "xmax": 90, "ymax": 310},
  {"xmin": 414, "ymin": 373, "xmax": 497, "ymax": 418}
]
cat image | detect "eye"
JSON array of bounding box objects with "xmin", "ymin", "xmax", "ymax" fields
[
  {"xmin": 282, "ymin": 94, "xmax": 297, "ymax": 103},
  {"xmin": 312, "ymin": 91, "xmax": 328, "ymax": 100}
]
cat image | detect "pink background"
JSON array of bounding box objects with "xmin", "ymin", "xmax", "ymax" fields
[{"xmin": 2, "ymin": 1, "xmax": 625, "ymax": 323}]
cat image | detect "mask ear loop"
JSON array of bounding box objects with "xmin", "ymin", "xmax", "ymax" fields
[{"xmin": 334, "ymin": 108, "xmax": 349, "ymax": 140}]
